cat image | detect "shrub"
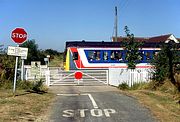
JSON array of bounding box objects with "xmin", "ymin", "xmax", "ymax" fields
[
  {"xmin": 0, "ymin": 80, "xmax": 13, "ymax": 89},
  {"xmin": 130, "ymin": 82, "xmax": 148, "ymax": 90},
  {"xmin": 118, "ymin": 82, "xmax": 129, "ymax": 90},
  {"xmin": 18, "ymin": 80, "xmax": 48, "ymax": 93},
  {"xmin": 16, "ymin": 80, "xmax": 33, "ymax": 90},
  {"xmin": 32, "ymin": 79, "xmax": 48, "ymax": 93}
]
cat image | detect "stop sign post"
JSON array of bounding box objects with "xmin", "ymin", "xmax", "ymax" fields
[{"xmin": 11, "ymin": 28, "xmax": 27, "ymax": 95}]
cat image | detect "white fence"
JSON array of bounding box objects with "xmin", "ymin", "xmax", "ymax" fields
[
  {"xmin": 24, "ymin": 65, "xmax": 47, "ymax": 80},
  {"xmin": 108, "ymin": 68, "xmax": 152, "ymax": 87},
  {"xmin": 24, "ymin": 66, "xmax": 153, "ymax": 87}
]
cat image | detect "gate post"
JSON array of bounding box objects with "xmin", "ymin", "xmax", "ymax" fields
[
  {"xmin": 106, "ymin": 70, "xmax": 109, "ymax": 86},
  {"xmin": 45, "ymin": 68, "xmax": 50, "ymax": 86}
]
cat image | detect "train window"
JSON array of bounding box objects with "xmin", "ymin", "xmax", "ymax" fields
[
  {"xmin": 87, "ymin": 51, "xmax": 94, "ymax": 61},
  {"xmin": 145, "ymin": 51, "xmax": 151, "ymax": 60},
  {"xmin": 94, "ymin": 51, "xmax": 101, "ymax": 61},
  {"xmin": 115, "ymin": 51, "xmax": 122, "ymax": 61},
  {"xmin": 110, "ymin": 51, "xmax": 115, "ymax": 60},
  {"xmin": 153, "ymin": 51, "xmax": 159, "ymax": 56},
  {"xmin": 73, "ymin": 52, "xmax": 78, "ymax": 60},
  {"xmin": 111, "ymin": 51, "xmax": 122, "ymax": 61},
  {"xmin": 103, "ymin": 51, "xmax": 108, "ymax": 60},
  {"xmin": 87, "ymin": 50, "xmax": 101, "ymax": 61}
]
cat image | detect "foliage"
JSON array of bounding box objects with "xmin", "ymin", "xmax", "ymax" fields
[
  {"xmin": 0, "ymin": 54, "xmax": 15, "ymax": 82},
  {"xmin": 20, "ymin": 40, "xmax": 63, "ymax": 66},
  {"xmin": 151, "ymin": 44, "xmax": 169, "ymax": 84},
  {"xmin": 122, "ymin": 26, "xmax": 143, "ymax": 69},
  {"xmin": 118, "ymin": 82, "xmax": 149, "ymax": 90},
  {"xmin": 44, "ymin": 48, "xmax": 62, "ymax": 56},
  {"xmin": 20, "ymin": 39, "xmax": 46, "ymax": 65},
  {"xmin": 44, "ymin": 49, "xmax": 64, "ymax": 66},
  {"xmin": 118, "ymin": 82, "xmax": 129, "ymax": 90},
  {"xmin": 17, "ymin": 80, "xmax": 48, "ymax": 93},
  {"xmin": 0, "ymin": 45, "xmax": 4, "ymax": 54},
  {"xmin": 151, "ymin": 42, "xmax": 180, "ymax": 91},
  {"xmin": 31, "ymin": 79, "xmax": 47, "ymax": 93},
  {"xmin": 130, "ymin": 82, "xmax": 148, "ymax": 90}
]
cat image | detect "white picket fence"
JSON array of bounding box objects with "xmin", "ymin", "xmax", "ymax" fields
[{"xmin": 108, "ymin": 68, "xmax": 152, "ymax": 87}]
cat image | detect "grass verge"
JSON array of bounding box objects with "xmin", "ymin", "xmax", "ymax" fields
[
  {"xmin": 119, "ymin": 81, "xmax": 180, "ymax": 122},
  {"xmin": 0, "ymin": 89, "xmax": 55, "ymax": 121}
]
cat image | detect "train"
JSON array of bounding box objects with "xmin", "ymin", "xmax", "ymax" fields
[{"xmin": 63, "ymin": 41, "xmax": 166, "ymax": 71}]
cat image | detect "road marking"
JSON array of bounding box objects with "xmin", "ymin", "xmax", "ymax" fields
[
  {"xmin": 57, "ymin": 93, "xmax": 80, "ymax": 96},
  {"xmin": 57, "ymin": 93, "xmax": 98, "ymax": 109},
  {"xmin": 62, "ymin": 109, "xmax": 117, "ymax": 118},
  {"xmin": 104, "ymin": 109, "xmax": 116, "ymax": 117},
  {"xmin": 62, "ymin": 110, "xmax": 74, "ymax": 117},
  {"xmin": 79, "ymin": 109, "xmax": 88, "ymax": 117},
  {"xmin": 87, "ymin": 94, "xmax": 98, "ymax": 109},
  {"xmin": 91, "ymin": 109, "xmax": 103, "ymax": 117}
]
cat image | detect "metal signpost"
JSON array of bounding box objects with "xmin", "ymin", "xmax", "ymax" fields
[{"xmin": 9, "ymin": 28, "xmax": 27, "ymax": 95}]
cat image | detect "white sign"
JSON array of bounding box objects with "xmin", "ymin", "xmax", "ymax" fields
[{"xmin": 7, "ymin": 46, "xmax": 28, "ymax": 57}]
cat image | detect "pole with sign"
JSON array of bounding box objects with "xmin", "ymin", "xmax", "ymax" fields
[{"xmin": 10, "ymin": 28, "xmax": 27, "ymax": 94}]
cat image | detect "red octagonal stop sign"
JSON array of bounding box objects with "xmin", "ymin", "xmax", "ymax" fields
[{"xmin": 11, "ymin": 28, "xmax": 27, "ymax": 44}]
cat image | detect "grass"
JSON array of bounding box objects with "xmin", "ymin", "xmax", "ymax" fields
[
  {"xmin": 0, "ymin": 89, "xmax": 55, "ymax": 121},
  {"xmin": 119, "ymin": 80, "xmax": 180, "ymax": 122},
  {"xmin": 49, "ymin": 55, "xmax": 63, "ymax": 67}
]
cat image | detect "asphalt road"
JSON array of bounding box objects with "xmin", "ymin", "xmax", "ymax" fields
[{"xmin": 48, "ymin": 86, "xmax": 157, "ymax": 122}]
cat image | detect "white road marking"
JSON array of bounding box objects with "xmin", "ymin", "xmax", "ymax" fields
[
  {"xmin": 87, "ymin": 94, "xmax": 98, "ymax": 109},
  {"xmin": 104, "ymin": 109, "xmax": 116, "ymax": 117},
  {"xmin": 62, "ymin": 109, "xmax": 117, "ymax": 118},
  {"xmin": 79, "ymin": 109, "xmax": 88, "ymax": 117},
  {"xmin": 57, "ymin": 93, "xmax": 80, "ymax": 96},
  {"xmin": 62, "ymin": 110, "xmax": 74, "ymax": 117},
  {"xmin": 57, "ymin": 93, "xmax": 98, "ymax": 109},
  {"xmin": 91, "ymin": 109, "xmax": 103, "ymax": 117}
]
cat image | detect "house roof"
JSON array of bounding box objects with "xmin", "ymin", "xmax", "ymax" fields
[{"xmin": 112, "ymin": 34, "xmax": 179, "ymax": 43}]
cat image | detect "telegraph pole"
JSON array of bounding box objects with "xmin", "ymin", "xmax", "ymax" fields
[{"xmin": 115, "ymin": 6, "xmax": 118, "ymax": 42}]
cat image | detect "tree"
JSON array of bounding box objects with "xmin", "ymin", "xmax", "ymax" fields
[
  {"xmin": 152, "ymin": 42, "xmax": 180, "ymax": 91},
  {"xmin": 20, "ymin": 39, "xmax": 46, "ymax": 65},
  {"xmin": 44, "ymin": 49, "xmax": 61, "ymax": 56},
  {"xmin": 0, "ymin": 45, "xmax": 4, "ymax": 54},
  {"xmin": 122, "ymin": 26, "xmax": 143, "ymax": 69},
  {"xmin": 0, "ymin": 54, "xmax": 15, "ymax": 82}
]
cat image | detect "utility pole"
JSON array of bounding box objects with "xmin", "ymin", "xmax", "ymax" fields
[{"xmin": 115, "ymin": 6, "xmax": 118, "ymax": 42}]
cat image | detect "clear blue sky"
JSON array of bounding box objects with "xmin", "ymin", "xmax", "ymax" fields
[{"xmin": 0, "ymin": 0, "xmax": 180, "ymax": 51}]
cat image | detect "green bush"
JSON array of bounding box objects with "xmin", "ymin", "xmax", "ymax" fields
[
  {"xmin": 118, "ymin": 82, "xmax": 129, "ymax": 90},
  {"xmin": 32, "ymin": 79, "xmax": 48, "ymax": 93},
  {"xmin": 130, "ymin": 82, "xmax": 148, "ymax": 90},
  {"xmin": 0, "ymin": 80, "xmax": 13, "ymax": 89},
  {"xmin": 16, "ymin": 80, "xmax": 33, "ymax": 90},
  {"xmin": 0, "ymin": 79, "xmax": 48, "ymax": 93}
]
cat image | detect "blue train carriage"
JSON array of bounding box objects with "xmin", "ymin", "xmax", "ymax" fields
[{"xmin": 64, "ymin": 41, "xmax": 165, "ymax": 71}]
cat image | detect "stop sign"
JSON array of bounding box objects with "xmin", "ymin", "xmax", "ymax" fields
[
  {"xmin": 75, "ymin": 71, "xmax": 83, "ymax": 80},
  {"xmin": 11, "ymin": 28, "xmax": 27, "ymax": 44}
]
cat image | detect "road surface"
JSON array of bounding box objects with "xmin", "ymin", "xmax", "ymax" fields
[{"xmin": 48, "ymin": 86, "xmax": 157, "ymax": 122}]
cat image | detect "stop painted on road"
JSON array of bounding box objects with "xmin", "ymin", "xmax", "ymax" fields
[{"xmin": 62, "ymin": 108, "xmax": 117, "ymax": 118}]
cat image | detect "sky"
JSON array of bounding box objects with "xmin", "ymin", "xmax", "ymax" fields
[{"xmin": 0, "ymin": 0, "xmax": 180, "ymax": 52}]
